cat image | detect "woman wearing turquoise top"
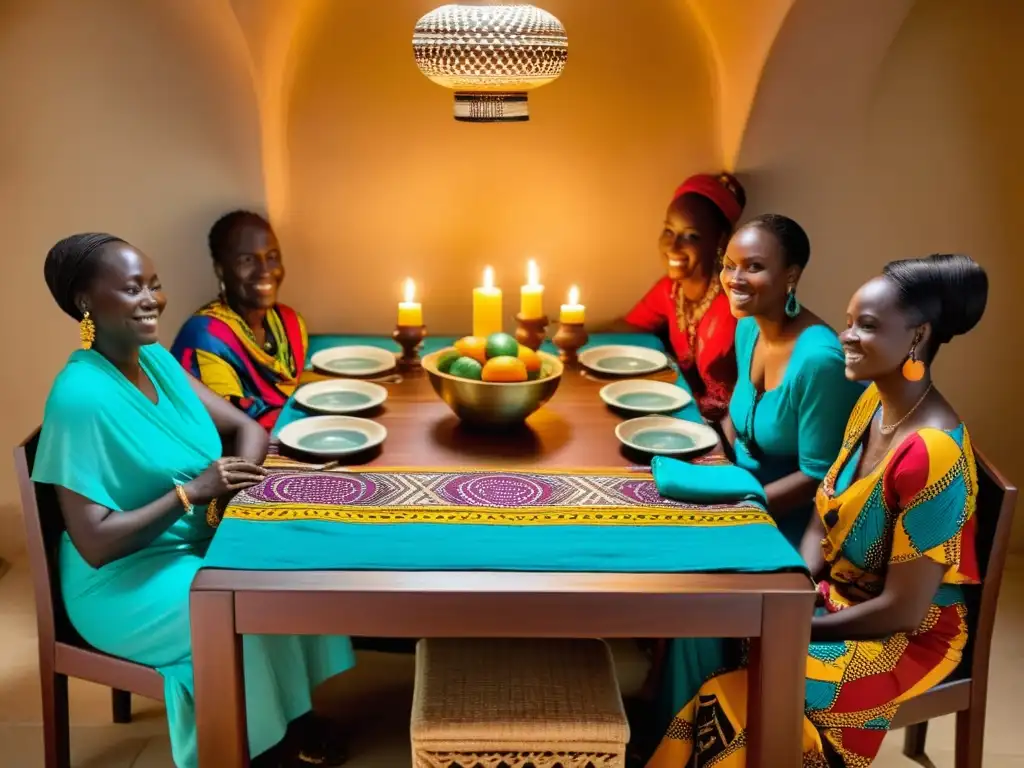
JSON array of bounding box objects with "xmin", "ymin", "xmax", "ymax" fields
[
  {"xmin": 34, "ymin": 234, "xmax": 355, "ymax": 768},
  {"xmin": 638, "ymin": 215, "xmax": 864, "ymax": 759},
  {"xmin": 719, "ymin": 213, "xmax": 863, "ymax": 545}
]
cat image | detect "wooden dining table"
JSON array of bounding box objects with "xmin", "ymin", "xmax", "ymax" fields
[{"xmin": 190, "ymin": 360, "xmax": 815, "ymax": 767}]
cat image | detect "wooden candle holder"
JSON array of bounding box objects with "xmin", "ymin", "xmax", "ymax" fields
[
  {"xmin": 552, "ymin": 322, "xmax": 588, "ymax": 364},
  {"xmin": 393, "ymin": 324, "xmax": 426, "ymax": 368},
  {"xmin": 514, "ymin": 314, "xmax": 549, "ymax": 351}
]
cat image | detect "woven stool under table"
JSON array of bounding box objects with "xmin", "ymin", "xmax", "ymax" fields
[{"xmin": 411, "ymin": 638, "xmax": 630, "ymax": 768}]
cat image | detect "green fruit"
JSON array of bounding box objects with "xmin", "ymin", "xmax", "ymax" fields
[
  {"xmin": 485, "ymin": 332, "xmax": 519, "ymax": 359},
  {"xmin": 448, "ymin": 356, "xmax": 483, "ymax": 380},
  {"xmin": 437, "ymin": 349, "xmax": 461, "ymax": 373}
]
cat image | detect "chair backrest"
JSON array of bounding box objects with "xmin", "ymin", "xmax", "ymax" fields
[
  {"xmin": 13, "ymin": 428, "xmax": 84, "ymax": 651},
  {"xmin": 958, "ymin": 448, "xmax": 1017, "ymax": 682}
]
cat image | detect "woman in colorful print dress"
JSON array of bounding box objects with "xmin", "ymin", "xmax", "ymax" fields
[
  {"xmin": 619, "ymin": 173, "xmax": 746, "ymax": 422},
  {"xmin": 647, "ymin": 253, "xmax": 988, "ymax": 768},
  {"xmin": 172, "ymin": 211, "xmax": 306, "ymax": 431}
]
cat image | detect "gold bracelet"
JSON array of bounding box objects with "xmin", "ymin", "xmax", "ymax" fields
[
  {"xmin": 206, "ymin": 498, "xmax": 221, "ymax": 529},
  {"xmin": 174, "ymin": 484, "xmax": 194, "ymax": 515}
]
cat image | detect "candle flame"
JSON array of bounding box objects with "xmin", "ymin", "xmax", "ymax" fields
[
  {"xmin": 403, "ymin": 278, "xmax": 415, "ymax": 303},
  {"xmin": 568, "ymin": 285, "xmax": 579, "ymax": 305},
  {"xmin": 527, "ymin": 259, "xmax": 539, "ymax": 287},
  {"xmin": 483, "ymin": 266, "xmax": 494, "ymax": 290}
]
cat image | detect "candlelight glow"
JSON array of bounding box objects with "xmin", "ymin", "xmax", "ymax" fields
[
  {"xmin": 568, "ymin": 285, "xmax": 579, "ymax": 305},
  {"xmin": 527, "ymin": 259, "xmax": 540, "ymax": 287},
  {"xmin": 404, "ymin": 278, "xmax": 416, "ymax": 303},
  {"xmin": 474, "ymin": 266, "xmax": 503, "ymax": 337}
]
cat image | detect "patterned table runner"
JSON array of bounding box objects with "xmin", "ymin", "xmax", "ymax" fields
[{"xmin": 204, "ymin": 467, "xmax": 804, "ymax": 573}]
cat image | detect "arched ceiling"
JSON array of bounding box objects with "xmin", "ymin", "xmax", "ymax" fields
[
  {"xmin": 683, "ymin": 0, "xmax": 795, "ymax": 169},
  {"xmin": 228, "ymin": 0, "xmax": 329, "ymax": 222},
  {"xmin": 224, "ymin": 0, "xmax": 917, "ymax": 202}
]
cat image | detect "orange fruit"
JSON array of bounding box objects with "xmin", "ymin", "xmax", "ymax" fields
[
  {"xmin": 517, "ymin": 345, "xmax": 542, "ymax": 374},
  {"xmin": 454, "ymin": 336, "xmax": 488, "ymax": 364},
  {"xmin": 481, "ymin": 356, "xmax": 528, "ymax": 383}
]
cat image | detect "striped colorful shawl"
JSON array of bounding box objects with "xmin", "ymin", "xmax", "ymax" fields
[{"xmin": 171, "ymin": 300, "xmax": 307, "ymax": 430}]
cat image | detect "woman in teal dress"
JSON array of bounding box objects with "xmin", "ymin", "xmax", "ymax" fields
[
  {"xmin": 34, "ymin": 233, "xmax": 356, "ymax": 768},
  {"xmin": 650, "ymin": 215, "xmax": 864, "ymax": 743},
  {"xmin": 718, "ymin": 213, "xmax": 864, "ymax": 545}
]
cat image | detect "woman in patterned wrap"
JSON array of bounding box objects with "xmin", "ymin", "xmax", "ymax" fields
[
  {"xmin": 172, "ymin": 211, "xmax": 306, "ymax": 431},
  {"xmin": 646, "ymin": 254, "xmax": 988, "ymax": 767},
  {"xmin": 616, "ymin": 173, "xmax": 746, "ymax": 422}
]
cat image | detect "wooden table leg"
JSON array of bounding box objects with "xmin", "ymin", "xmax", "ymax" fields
[
  {"xmin": 192, "ymin": 589, "xmax": 248, "ymax": 767},
  {"xmin": 747, "ymin": 592, "xmax": 814, "ymax": 768}
]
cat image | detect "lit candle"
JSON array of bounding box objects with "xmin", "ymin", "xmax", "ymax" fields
[
  {"xmin": 472, "ymin": 266, "xmax": 503, "ymax": 337},
  {"xmin": 560, "ymin": 285, "xmax": 585, "ymax": 324},
  {"xmin": 397, "ymin": 278, "xmax": 423, "ymax": 326},
  {"xmin": 520, "ymin": 259, "xmax": 545, "ymax": 319}
]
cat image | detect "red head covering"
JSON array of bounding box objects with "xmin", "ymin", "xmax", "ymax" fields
[{"xmin": 672, "ymin": 173, "xmax": 744, "ymax": 227}]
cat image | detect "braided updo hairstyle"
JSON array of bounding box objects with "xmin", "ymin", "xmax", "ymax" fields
[
  {"xmin": 882, "ymin": 254, "xmax": 988, "ymax": 361},
  {"xmin": 44, "ymin": 233, "xmax": 126, "ymax": 320}
]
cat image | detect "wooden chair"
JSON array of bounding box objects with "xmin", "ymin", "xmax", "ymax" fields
[
  {"xmin": 892, "ymin": 448, "xmax": 1017, "ymax": 768},
  {"xmin": 14, "ymin": 429, "xmax": 164, "ymax": 768}
]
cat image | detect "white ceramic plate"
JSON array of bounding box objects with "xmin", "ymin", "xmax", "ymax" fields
[
  {"xmin": 277, "ymin": 415, "xmax": 387, "ymax": 457},
  {"xmin": 294, "ymin": 379, "xmax": 388, "ymax": 414},
  {"xmin": 615, "ymin": 416, "xmax": 718, "ymax": 456},
  {"xmin": 579, "ymin": 345, "xmax": 669, "ymax": 376},
  {"xmin": 310, "ymin": 346, "xmax": 397, "ymax": 377},
  {"xmin": 600, "ymin": 379, "xmax": 692, "ymax": 414}
]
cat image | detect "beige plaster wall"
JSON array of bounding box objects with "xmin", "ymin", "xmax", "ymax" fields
[
  {"xmin": 739, "ymin": 0, "xmax": 1022, "ymax": 546},
  {"xmin": 0, "ymin": 0, "xmax": 265, "ymax": 556},
  {"xmin": 278, "ymin": 0, "xmax": 719, "ymax": 335}
]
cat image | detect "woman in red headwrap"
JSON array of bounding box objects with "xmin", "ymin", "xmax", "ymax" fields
[{"xmin": 619, "ymin": 173, "xmax": 746, "ymax": 421}]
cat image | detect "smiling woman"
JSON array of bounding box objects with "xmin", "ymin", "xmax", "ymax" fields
[
  {"xmin": 34, "ymin": 233, "xmax": 353, "ymax": 768},
  {"xmin": 646, "ymin": 254, "xmax": 989, "ymax": 768},
  {"xmin": 615, "ymin": 173, "xmax": 746, "ymax": 422},
  {"xmin": 171, "ymin": 211, "xmax": 308, "ymax": 430}
]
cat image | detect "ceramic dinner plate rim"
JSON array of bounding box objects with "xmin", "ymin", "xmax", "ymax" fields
[
  {"xmin": 277, "ymin": 415, "xmax": 388, "ymax": 457},
  {"xmin": 598, "ymin": 379, "xmax": 693, "ymax": 414},
  {"xmin": 614, "ymin": 415, "xmax": 718, "ymax": 456},
  {"xmin": 578, "ymin": 344, "xmax": 669, "ymax": 376},
  {"xmin": 294, "ymin": 379, "xmax": 388, "ymax": 414},
  {"xmin": 309, "ymin": 345, "xmax": 397, "ymax": 376}
]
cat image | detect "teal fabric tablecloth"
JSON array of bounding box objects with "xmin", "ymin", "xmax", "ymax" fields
[{"xmin": 201, "ymin": 333, "xmax": 806, "ymax": 575}]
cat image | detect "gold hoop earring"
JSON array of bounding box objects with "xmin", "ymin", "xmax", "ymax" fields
[{"xmin": 79, "ymin": 311, "xmax": 96, "ymax": 350}]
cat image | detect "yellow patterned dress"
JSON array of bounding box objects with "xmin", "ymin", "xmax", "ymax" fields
[{"xmin": 647, "ymin": 385, "xmax": 980, "ymax": 767}]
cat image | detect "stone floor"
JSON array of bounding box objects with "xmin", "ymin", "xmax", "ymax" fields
[{"xmin": 1, "ymin": 554, "xmax": 1022, "ymax": 767}]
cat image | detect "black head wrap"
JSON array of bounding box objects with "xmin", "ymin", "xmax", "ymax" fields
[{"xmin": 44, "ymin": 233, "xmax": 125, "ymax": 320}]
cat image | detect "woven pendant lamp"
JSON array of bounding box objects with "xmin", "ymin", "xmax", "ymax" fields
[{"xmin": 413, "ymin": 4, "xmax": 568, "ymax": 122}]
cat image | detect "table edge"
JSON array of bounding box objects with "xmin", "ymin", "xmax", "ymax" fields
[{"xmin": 192, "ymin": 568, "xmax": 813, "ymax": 594}]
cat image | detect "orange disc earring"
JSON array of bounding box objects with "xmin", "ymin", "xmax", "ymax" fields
[{"xmin": 902, "ymin": 345, "xmax": 926, "ymax": 382}]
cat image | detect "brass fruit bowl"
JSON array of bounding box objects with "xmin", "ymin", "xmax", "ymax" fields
[{"xmin": 422, "ymin": 348, "xmax": 564, "ymax": 427}]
